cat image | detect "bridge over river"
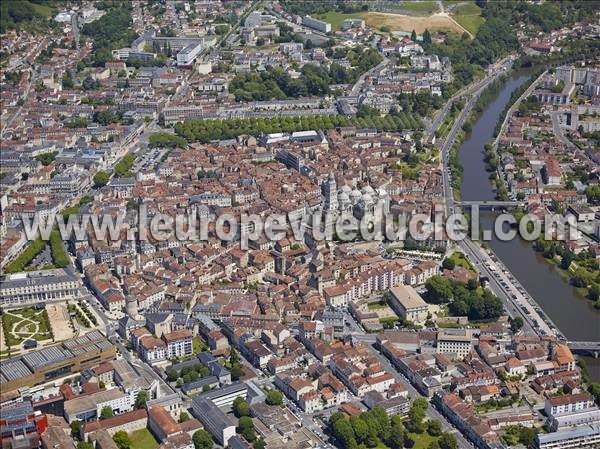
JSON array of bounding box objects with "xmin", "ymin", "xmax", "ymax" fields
[
  {"xmin": 568, "ymin": 341, "xmax": 600, "ymax": 358},
  {"xmin": 454, "ymin": 200, "xmax": 524, "ymax": 211}
]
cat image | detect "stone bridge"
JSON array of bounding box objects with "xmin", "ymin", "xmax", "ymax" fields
[{"xmin": 568, "ymin": 341, "xmax": 600, "ymax": 358}]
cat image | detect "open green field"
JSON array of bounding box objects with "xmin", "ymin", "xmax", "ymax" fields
[
  {"xmin": 129, "ymin": 429, "xmax": 158, "ymax": 449},
  {"xmin": 450, "ymin": 1, "xmax": 485, "ymax": 35},
  {"xmin": 314, "ymin": 11, "xmax": 365, "ymax": 31},
  {"xmin": 399, "ymin": 1, "xmax": 440, "ymax": 15},
  {"xmin": 29, "ymin": 2, "xmax": 54, "ymax": 17},
  {"xmin": 368, "ymin": 302, "xmax": 388, "ymax": 310}
]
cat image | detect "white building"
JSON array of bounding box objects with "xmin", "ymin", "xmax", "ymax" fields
[
  {"xmin": 0, "ymin": 269, "xmax": 81, "ymax": 307},
  {"xmin": 177, "ymin": 42, "xmax": 203, "ymax": 66},
  {"xmin": 302, "ymin": 16, "xmax": 331, "ymax": 33},
  {"xmin": 163, "ymin": 330, "xmax": 193, "ymax": 359},
  {"xmin": 545, "ymin": 393, "xmax": 595, "ymax": 417},
  {"xmin": 93, "ymin": 388, "xmax": 134, "ymax": 416},
  {"xmin": 389, "ymin": 285, "xmax": 429, "ymax": 324},
  {"xmin": 436, "ymin": 329, "xmax": 474, "ymax": 360}
]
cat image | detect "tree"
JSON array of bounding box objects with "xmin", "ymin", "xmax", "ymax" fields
[
  {"xmin": 70, "ymin": 421, "xmax": 83, "ymax": 440},
  {"xmin": 100, "ymin": 406, "xmax": 114, "ymax": 420},
  {"xmin": 423, "ymin": 29, "xmax": 432, "ymax": 44},
  {"xmin": 192, "ymin": 430, "xmax": 213, "ymax": 449},
  {"xmin": 233, "ymin": 397, "xmax": 250, "ymax": 417},
  {"xmin": 254, "ymin": 439, "xmax": 266, "ymax": 449},
  {"xmin": 230, "ymin": 347, "xmax": 239, "ymax": 365},
  {"xmin": 93, "ymin": 171, "xmax": 110, "ymax": 188},
  {"xmin": 179, "ymin": 412, "xmax": 190, "ymax": 423},
  {"xmin": 62, "ymin": 71, "xmax": 74, "ymax": 89},
  {"xmin": 35, "ymin": 151, "xmax": 58, "ymax": 166},
  {"xmin": 425, "ymin": 276, "xmax": 454, "ymax": 303},
  {"xmin": 442, "ymin": 258, "xmax": 456, "ymax": 270},
  {"xmin": 427, "ymin": 442, "xmax": 441, "ymax": 449},
  {"xmin": 82, "ymin": 75, "xmax": 98, "ymax": 90},
  {"xmin": 331, "ymin": 417, "xmax": 357, "ymax": 449},
  {"xmin": 166, "ymin": 368, "xmax": 179, "ymax": 382},
  {"xmin": 135, "ymin": 391, "xmax": 148, "ymax": 409},
  {"xmin": 256, "ymin": 37, "xmax": 265, "ymax": 46},
  {"xmin": 238, "ymin": 417, "xmax": 256, "ymax": 443},
  {"xmin": 438, "ymin": 433, "xmax": 458, "ymax": 449},
  {"xmin": 407, "ymin": 398, "xmax": 427, "ymax": 433},
  {"xmin": 387, "ymin": 415, "xmax": 405, "ymax": 449},
  {"xmin": 510, "ymin": 316, "xmax": 524, "ymax": 333},
  {"xmin": 231, "ymin": 364, "xmax": 244, "ymax": 381},
  {"xmin": 349, "ymin": 416, "xmax": 369, "ymax": 444},
  {"xmin": 265, "ymin": 390, "xmax": 283, "ymax": 406},
  {"xmin": 427, "ymin": 420, "xmax": 442, "ymax": 437},
  {"xmin": 238, "ymin": 416, "xmax": 254, "ymax": 430},
  {"xmin": 113, "ymin": 431, "xmax": 131, "ymax": 449},
  {"xmin": 410, "ymin": 29, "xmax": 417, "ymax": 41}
]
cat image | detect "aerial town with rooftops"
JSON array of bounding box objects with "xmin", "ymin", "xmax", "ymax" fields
[{"xmin": 1, "ymin": 2, "xmax": 600, "ymax": 449}]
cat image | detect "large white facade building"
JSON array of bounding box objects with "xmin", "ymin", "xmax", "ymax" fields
[{"xmin": 0, "ymin": 269, "xmax": 81, "ymax": 307}]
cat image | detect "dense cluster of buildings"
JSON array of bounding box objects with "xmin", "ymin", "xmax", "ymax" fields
[{"xmin": 1, "ymin": 2, "xmax": 600, "ymax": 449}]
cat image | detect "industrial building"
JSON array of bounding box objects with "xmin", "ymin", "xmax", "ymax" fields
[{"xmin": 0, "ymin": 331, "xmax": 116, "ymax": 393}]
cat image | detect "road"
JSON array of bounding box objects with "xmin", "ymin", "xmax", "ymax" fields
[
  {"xmin": 437, "ymin": 62, "xmax": 565, "ymax": 341},
  {"xmin": 351, "ymin": 57, "xmax": 389, "ymax": 96},
  {"xmin": 493, "ymin": 70, "xmax": 546, "ymax": 147},
  {"xmin": 1, "ymin": 70, "xmax": 34, "ymax": 138},
  {"xmin": 551, "ymin": 111, "xmax": 578, "ymax": 151},
  {"xmin": 364, "ymin": 343, "xmax": 474, "ymax": 449},
  {"xmin": 426, "ymin": 55, "xmax": 515, "ymax": 142}
]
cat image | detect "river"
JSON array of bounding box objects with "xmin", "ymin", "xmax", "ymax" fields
[{"xmin": 455, "ymin": 69, "xmax": 600, "ymax": 374}]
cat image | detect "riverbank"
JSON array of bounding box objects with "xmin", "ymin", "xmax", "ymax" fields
[
  {"xmin": 490, "ymin": 66, "xmax": 600, "ymax": 308},
  {"xmin": 454, "ymin": 68, "xmax": 600, "ymax": 344}
]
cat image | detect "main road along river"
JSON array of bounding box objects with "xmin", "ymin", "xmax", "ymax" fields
[{"xmin": 455, "ymin": 69, "xmax": 600, "ymax": 376}]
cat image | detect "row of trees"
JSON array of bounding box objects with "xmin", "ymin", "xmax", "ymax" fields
[
  {"xmin": 425, "ymin": 276, "xmax": 504, "ymax": 321},
  {"xmin": 149, "ymin": 133, "xmax": 187, "ymax": 149},
  {"xmin": 4, "ymin": 237, "xmax": 46, "ymax": 273},
  {"xmin": 172, "ymin": 112, "xmax": 422, "ymax": 144},
  {"xmin": 281, "ymin": 1, "xmax": 368, "ymax": 17},
  {"xmin": 49, "ymin": 230, "xmax": 69, "ymax": 268},
  {"xmin": 114, "ymin": 154, "xmax": 136, "ymax": 178}
]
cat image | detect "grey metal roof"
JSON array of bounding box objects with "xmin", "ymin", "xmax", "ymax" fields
[
  {"xmin": 537, "ymin": 424, "xmax": 600, "ymax": 443},
  {"xmin": 201, "ymin": 381, "xmax": 247, "ymax": 401},
  {"xmin": 182, "ymin": 376, "xmax": 219, "ymax": 394},
  {"xmin": 0, "ymin": 358, "xmax": 32, "ymax": 382},
  {"xmin": 22, "ymin": 345, "xmax": 72, "ymax": 370}
]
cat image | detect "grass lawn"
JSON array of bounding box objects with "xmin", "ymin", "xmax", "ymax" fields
[
  {"xmin": 368, "ymin": 302, "xmax": 388, "ymax": 310},
  {"xmin": 408, "ymin": 431, "xmax": 438, "ymax": 449},
  {"xmin": 29, "ymin": 1, "xmax": 54, "ymax": 17},
  {"xmin": 314, "ymin": 11, "xmax": 365, "ymax": 31},
  {"xmin": 129, "ymin": 429, "xmax": 158, "ymax": 449},
  {"xmin": 451, "ymin": 1, "xmax": 485, "ymax": 35},
  {"xmin": 449, "ymin": 251, "xmax": 476, "ymax": 272},
  {"xmin": 400, "ymin": 1, "xmax": 440, "ymax": 15},
  {"xmin": 192, "ymin": 336, "xmax": 208, "ymax": 354},
  {"xmin": 1, "ymin": 308, "xmax": 52, "ymax": 347}
]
